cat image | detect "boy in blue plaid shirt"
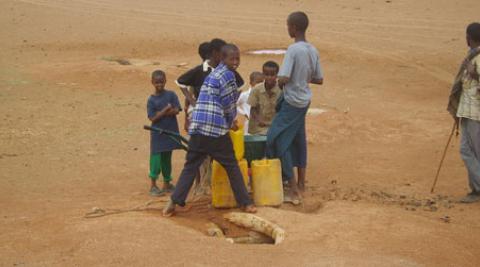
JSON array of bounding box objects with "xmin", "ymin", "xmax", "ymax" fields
[{"xmin": 163, "ymin": 44, "xmax": 256, "ymax": 216}]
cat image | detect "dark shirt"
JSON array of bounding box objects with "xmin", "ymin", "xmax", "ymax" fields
[
  {"xmin": 177, "ymin": 61, "xmax": 244, "ymax": 99},
  {"xmin": 147, "ymin": 90, "xmax": 182, "ymax": 153}
]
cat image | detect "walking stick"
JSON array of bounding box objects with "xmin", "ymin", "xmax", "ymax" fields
[{"xmin": 430, "ymin": 121, "xmax": 458, "ymax": 193}]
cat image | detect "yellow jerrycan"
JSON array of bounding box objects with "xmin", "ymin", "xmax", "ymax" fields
[
  {"xmin": 229, "ymin": 126, "xmax": 244, "ymax": 160},
  {"xmin": 211, "ymin": 158, "xmax": 249, "ymax": 208},
  {"xmin": 251, "ymin": 159, "xmax": 284, "ymax": 206}
]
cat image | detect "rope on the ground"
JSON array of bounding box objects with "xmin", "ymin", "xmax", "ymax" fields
[{"xmin": 83, "ymin": 199, "xmax": 168, "ymax": 219}]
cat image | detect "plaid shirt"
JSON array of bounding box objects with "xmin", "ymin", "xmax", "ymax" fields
[{"xmin": 189, "ymin": 63, "xmax": 240, "ymax": 137}]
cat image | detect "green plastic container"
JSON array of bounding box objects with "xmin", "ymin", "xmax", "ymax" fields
[{"xmin": 244, "ymin": 135, "xmax": 267, "ymax": 165}]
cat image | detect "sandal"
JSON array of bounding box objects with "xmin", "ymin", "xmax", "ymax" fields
[{"xmin": 150, "ymin": 186, "xmax": 166, "ymax": 197}]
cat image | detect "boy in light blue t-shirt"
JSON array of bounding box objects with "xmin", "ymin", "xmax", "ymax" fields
[{"xmin": 266, "ymin": 11, "xmax": 323, "ymax": 201}]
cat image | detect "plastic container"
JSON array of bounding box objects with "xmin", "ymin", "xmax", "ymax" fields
[
  {"xmin": 251, "ymin": 159, "xmax": 283, "ymax": 206},
  {"xmin": 244, "ymin": 135, "xmax": 267, "ymax": 165},
  {"xmin": 229, "ymin": 126, "xmax": 244, "ymax": 160},
  {"xmin": 211, "ymin": 158, "xmax": 249, "ymax": 208}
]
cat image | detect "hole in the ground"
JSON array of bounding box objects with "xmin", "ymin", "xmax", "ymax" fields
[
  {"xmin": 165, "ymin": 197, "xmax": 279, "ymax": 244},
  {"xmin": 163, "ymin": 196, "xmax": 324, "ymax": 244},
  {"xmin": 246, "ymin": 49, "xmax": 286, "ymax": 55}
]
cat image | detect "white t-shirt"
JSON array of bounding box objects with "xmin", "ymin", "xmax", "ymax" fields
[{"xmin": 236, "ymin": 87, "xmax": 251, "ymax": 135}]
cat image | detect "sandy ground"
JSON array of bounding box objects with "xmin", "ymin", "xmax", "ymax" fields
[{"xmin": 1, "ymin": 0, "xmax": 480, "ymax": 266}]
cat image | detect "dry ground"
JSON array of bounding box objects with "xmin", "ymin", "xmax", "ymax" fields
[{"xmin": 1, "ymin": 0, "xmax": 480, "ymax": 266}]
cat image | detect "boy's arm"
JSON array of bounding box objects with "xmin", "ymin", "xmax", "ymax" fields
[
  {"xmin": 311, "ymin": 53, "xmax": 324, "ymax": 85},
  {"xmin": 278, "ymin": 48, "xmax": 295, "ymax": 89},
  {"xmin": 249, "ymin": 106, "xmax": 266, "ymax": 127},
  {"xmin": 165, "ymin": 92, "xmax": 182, "ymax": 116},
  {"xmin": 183, "ymin": 98, "xmax": 190, "ymax": 131},
  {"xmin": 311, "ymin": 78, "xmax": 324, "ymax": 85},
  {"xmin": 278, "ymin": 77, "xmax": 290, "ymax": 89},
  {"xmin": 149, "ymin": 104, "xmax": 172, "ymax": 123},
  {"xmin": 247, "ymin": 88, "xmax": 266, "ymax": 126},
  {"xmin": 178, "ymin": 85, "xmax": 197, "ymax": 107},
  {"xmin": 176, "ymin": 67, "xmax": 198, "ymax": 106},
  {"xmin": 219, "ymin": 73, "xmax": 239, "ymax": 128}
]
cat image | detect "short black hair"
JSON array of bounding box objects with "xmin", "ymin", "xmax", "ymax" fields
[
  {"xmin": 151, "ymin": 70, "xmax": 165, "ymax": 80},
  {"xmin": 210, "ymin": 38, "xmax": 227, "ymax": 53},
  {"xmin": 249, "ymin": 71, "xmax": 264, "ymax": 83},
  {"xmin": 198, "ymin": 42, "xmax": 211, "ymax": 61},
  {"xmin": 262, "ymin": 61, "xmax": 279, "ymax": 73},
  {"xmin": 467, "ymin": 22, "xmax": 480, "ymax": 43},
  {"xmin": 221, "ymin": 43, "xmax": 239, "ymax": 57},
  {"xmin": 288, "ymin": 11, "xmax": 309, "ymax": 33}
]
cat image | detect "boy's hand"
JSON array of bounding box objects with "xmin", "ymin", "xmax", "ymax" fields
[
  {"xmin": 160, "ymin": 103, "xmax": 172, "ymax": 113},
  {"xmin": 277, "ymin": 77, "xmax": 289, "ymax": 89},
  {"xmin": 231, "ymin": 120, "xmax": 239, "ymax": 131}
]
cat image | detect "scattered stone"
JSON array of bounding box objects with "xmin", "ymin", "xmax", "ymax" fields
[
  {"xmin": 423, "ymin": 206, "xmax": 438, "ymax": 212},
  {"xmin": 102, "ymin": 56, "xmax": 132, "ymax": 65},
  {"xmin": 86, "ymin": 150, "xmax": 98, "ymax": 156},
  {"xmin": 206, "ymin": 222, "xmax": 225, "ymax": 238},
  {"xmin": 380, "ymin": 191, "xmax": 392, "ymax": 198},
  {"xmin": 351, "ymin": 195, "xmax": 361, "ymax": 202},
  {"xmin": 329, "ymin": 191, "xmax": 337, "ymax": 200},
  {"xmin": 440, "ymin": 216, "xmax": 451, "ymax": 223}
]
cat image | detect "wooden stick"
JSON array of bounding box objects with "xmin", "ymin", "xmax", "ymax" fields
[{"xmin": 431, "ymin": 121, "xmax": 457, "ymax": 193}]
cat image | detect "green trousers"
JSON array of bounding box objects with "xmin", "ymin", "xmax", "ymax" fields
[{"xmin": 149, "ymin": 151, "xmax": 172, "ymax": 182}]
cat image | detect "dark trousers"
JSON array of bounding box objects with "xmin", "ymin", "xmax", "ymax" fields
[{"xmin": 171, "ymin": 133, "xmax": 252, "ymax": 207}]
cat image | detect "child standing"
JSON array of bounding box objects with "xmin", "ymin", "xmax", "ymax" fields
[
  {"xmin": 236, "ymin": 71, "xmax": 264, "ymax": 135},
  {"xmin": 248, "ymin": 61, "xmax": 281, "ymax": 135},
  {"xmin": 163, "ymin": 44, "xmax": 256, "ymax": 216},
  {"xmin": 147, "ymin": 70, "xmax": 182, "ymax": 196},
  {"xmin": 267, "ymin": 12, "xmax": 323, "ymax": 200}
]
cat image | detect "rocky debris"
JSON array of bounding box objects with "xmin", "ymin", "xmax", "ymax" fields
[
  {"xmin": 316, "ymin": 185, "xmax": 456, "ymax": 212},
  {"xmin": 206, "ymin": 222, "xmax": 225, "ymax": 238},
  {"xmin": 440, "ymin": 215, "xmax": 451, "ymax": 223}
]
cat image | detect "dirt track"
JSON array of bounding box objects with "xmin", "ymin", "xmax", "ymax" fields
[{"xmin": 1, "ymin": 0, "xmax": 480, "ymax": 266}]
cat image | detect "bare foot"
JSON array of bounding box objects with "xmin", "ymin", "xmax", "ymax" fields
[
  {"xmin": 289, "ymin": 182, "xmax": 302, "ymax": 198},
  {"xmin": 298, "ymin": 180, "xmax": 305, "ymax": 192},
  {"xmin": 297, "ymin": 167, "xmax": 306, "ymax": 192},
  {"xmin": 162, "ymin": 199, "xmax": 176, "ymax": 217},
  {"xmin": 242, "ymin": 204, "xmax": 257, "ymax": 213}
]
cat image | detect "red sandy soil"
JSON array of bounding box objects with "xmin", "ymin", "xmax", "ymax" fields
[{"xmin": 1, "ymin": 0, "xmax": 480, "ymax": 266}]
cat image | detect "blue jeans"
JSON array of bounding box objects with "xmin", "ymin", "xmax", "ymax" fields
[
  {"xmin": 171, "ymin": 134, "xmax": 251, "ymax": 207},
  {"xmin": 460, "ymin": 118, "xmax": 480, "ymax": 192},
  {"xmin": 266, "ymin": 95, "xmax": 308, "ymax": 181}
]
